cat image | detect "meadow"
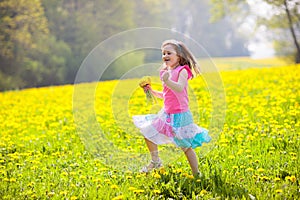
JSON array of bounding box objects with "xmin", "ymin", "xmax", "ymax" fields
[{"xmin": 0, "ymin": 58, "xmax": 299, "ymax": 199}]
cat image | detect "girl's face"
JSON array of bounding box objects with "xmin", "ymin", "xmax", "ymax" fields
[{"xmin": 161, "ymin": 44, "xmax": 180, "ymax": 69}]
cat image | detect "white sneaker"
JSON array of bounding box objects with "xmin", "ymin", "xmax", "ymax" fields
[{"xmin": 140, "ymin": 159, "xmax": 163, "ymax": 173}]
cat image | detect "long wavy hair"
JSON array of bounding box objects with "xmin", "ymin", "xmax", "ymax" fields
[{"xmin": 161, "ymin": 39, "xmax": 201, "ymax": 77}]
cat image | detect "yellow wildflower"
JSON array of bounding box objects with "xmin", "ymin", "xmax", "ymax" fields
[
  {"xmin": 275, "ymin": 189, "xmax": 283, "ymax": 194},
  {"xmin": 110, "ymin": 184, "xmax": 118, "ymax": 189},
  {"xmin": 112, "ymin": 195, "xmax": 124, "ymax": 200},
  {"xmin": 153, "ymin": 173, "xmax": 161, "ymax": 179}
]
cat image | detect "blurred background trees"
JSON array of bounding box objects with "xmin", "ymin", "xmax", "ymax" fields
[
  {"xmin": 1, "ymin": 0, "xmax": 297, "ymax": 91},
  {"xmin": 210, "ymin": 0, "xmax": 300, "ymax": 63}
]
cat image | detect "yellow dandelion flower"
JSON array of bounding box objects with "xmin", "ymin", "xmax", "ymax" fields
[
  {"xmin": 99, "ymin": 167, "xmax": 108, "ymax": 171},
  {"xmin": 112, "ymin": 195, "xmax": 124, "ymax": 200},
  {"xmin": 289, "ymin": 152, "xmax": 296, "ymax": 156},
  {"xmin": 237, "ymin": 150, "xmax": 243, "ymax": 155},
  {"xmin": 30, "ymin": 166, "xmax": 38, "ymax": 170},
  {"xmin": 274, "ymin": 177, "xmax": 281, "ymax": 182},
  {"xmin": 182, "ymin": 172, "xmax": 189, "ymax": 177},
  {"xmin": 70, "ymin": 172, "xmax": 76, "ymax": 176},
  {"xmin": 27, "ymin": 182, "xmax": 35, "ymax": 187},
  {"xmin": 153, "ymin": 189, "xmax": 161, "ymax": 194},
  {"xmin": 136, "ymin": 173, "xmax": 145, "ymax": 178},
  {"xmin": 159, "ymin": 167, "xmax": 166, "ymax": 174},
  {"xmin": 110, "ymin": 184, "xmax": 118, "ymax": 189},
  {"xmin": 257, "ymin": 168, "xmax": 265, "ymax": 173},
  {"xmin": 128, "ymin": 186, "xmax": 136, "ymax": 191},
  {"xmin": 232, "ymin": 166, "xmax": 239, "ymax": 170},
  {"xmin": 47, "ymin": 192, "xmax": 55, "ymax": 197},
  {"xmin": 275, "ymin": 189, "xmax": 283, "ymax": 194},
  {"xmin": 61, "ymin": 172, "xmax": 68, "ymax": 176},
  {"xmin": 246, "ymin": 168, "xmax": 254, "ymax": 172},
  {"xmin": 111, "ymin": 175, "xmax": 117, "ymax": 179},
  {"xmin": 286, "ymin": 175, "xmax": 296, "ymax": 183},
  {"xmin": 9, "ymin": 178, "xmax": 16, "ymax": 183},
  {"xmin": 153, "ymin": 173, "xmax": 161, "ymax": 179},
  {"xmin": 60, "ymin": 191, "xmax": 68, "ymax": 195},
  {"xmin": 246, "ymin": 135, "xmax": 255, "ymax": 141},
  {"xmin": 188, "ymin": 175, "xmax": 194, "ymax": 179},
  {"xmin": 245, "ymin": 149, "xmax": 252, "ymax": 153},
  {"xmin": 269, "ymin": 151, "xmax": 275, "ymax": 155},
  {"xmin": 246, "ymin": 154, "xmax": 253, "ymax": 159},
  {"xmin": 220, "ymin": 143, "xmax": 228, "ymax": 147},
  {"xmin": 199, "ymin": 189, "xmax": 208, "ymax": 196},
  {"xmin": 104, "ymin": 178, "xmax": 111, "ymax": 183},
  {"xmin": 139, "ymin": 76, "xmax": 151, "ymax": 87},
  {"xmin": 260, "ymin": 176, "xmax": 270, "ymax": 181}
]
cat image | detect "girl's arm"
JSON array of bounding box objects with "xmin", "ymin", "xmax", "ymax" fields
[
  {"xmin": 162, "ymin": 69, "xmax": 188, "ymax": 92},
  {"xmin": 150, "ymin": 89, "xmax": 163, "ymax": 99}
]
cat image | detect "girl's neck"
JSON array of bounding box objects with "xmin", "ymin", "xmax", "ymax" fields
[{"xmin": 168, "ymin": 64, "xmax": 180, "ymax": 70}]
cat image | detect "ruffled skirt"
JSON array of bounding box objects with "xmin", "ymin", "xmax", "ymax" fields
[{"xmin": 133, "ymin": 109, "xmax": 211, "ymax": 149}]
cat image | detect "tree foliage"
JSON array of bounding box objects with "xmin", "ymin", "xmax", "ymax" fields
[
  {"xmin": 0, "ymin": 0, "xmax": 250, "ymax": 91},
  {"xmin": 0, "ymin": 0, "xmax": 74, "ymax": 89},
  {"xmin": 0, "ymin": 0, "xmax": 48, "ymax": 60},
  {"xmin": 210, "ymin": 0, "xmax": 300, "ymax": 63},
  {"xmin": 0, "ymin": 0, "xmax": 49, "ymax": 89},
  {"xmin": 174, "ymin": 0, "xmax": 249, "ymax": 57}
]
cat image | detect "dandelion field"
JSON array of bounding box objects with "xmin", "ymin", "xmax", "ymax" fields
[{"xmin": 0, "ymin": 58, "xmax": 299, "ymax": 199}]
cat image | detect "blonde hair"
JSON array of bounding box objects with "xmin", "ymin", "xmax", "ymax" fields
[{"xmin": 161, "ymin": 39, "xmax": 201, "ymax": 77}]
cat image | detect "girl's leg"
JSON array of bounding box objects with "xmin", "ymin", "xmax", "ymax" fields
[
  {"xmin": 145, "ymin": 138, "xmax": 159, "ymax": 161},
  {"xmin": 141, "ymin": 138, "xmax": 162, "ymax": 172},
  {"xmin": 182, "ymin": 148, "xmax": 199, "ymax": 176}
]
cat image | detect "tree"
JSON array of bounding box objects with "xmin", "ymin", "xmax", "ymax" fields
[
  {"xmin": 210, "ymin": 0, "xmax": 300, "ymax": 63},
  {"xmin": 0, "ymin": 0, "xmax": 49, "ymax": 89},
  {"xmin": 42, "ymin": 0, "xmax": 135, "ymax": 83},
  {"xmin": 168, "ymin": 0, "xmax": 249, "ymax": 57},
  {"xmin": 0, "ymin": 0, "xmax": 70, "ymax": 90}
]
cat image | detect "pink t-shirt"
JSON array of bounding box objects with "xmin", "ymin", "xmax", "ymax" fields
[{"xmin": 160, "ymin": 65, "xmax": 193, "ymax": 114}]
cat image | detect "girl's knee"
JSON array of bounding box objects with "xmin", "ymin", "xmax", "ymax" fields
[{"xmin": 181, "ymin": 147, "xmax": 192, "ymax": 154}]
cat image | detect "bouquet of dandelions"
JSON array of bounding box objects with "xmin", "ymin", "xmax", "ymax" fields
[{"xmin": 139, "ymin": 76, "xmax": 157, "ymax": 104}]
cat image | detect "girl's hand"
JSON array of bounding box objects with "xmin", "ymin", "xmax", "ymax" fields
[
  {"xmin": 143, "ymin": 84, "xmax": 152, "ymax": 92},
  {"xmin": 162, "ymin": 69, "xmax": 188, "ymax": 92},
  {"xmin": 162, "ymin": 71, "xmax": 170, "ymax": 82}
]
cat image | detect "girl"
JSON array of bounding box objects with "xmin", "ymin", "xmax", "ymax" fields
[{"xmin": 133, "ymin": 39, "xmax": 211, "ymax": 176}]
